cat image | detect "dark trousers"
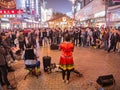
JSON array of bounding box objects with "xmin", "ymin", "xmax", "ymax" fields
[
  {"xmin": 79, "ymin": 37, "xmax": 81, "ymax": 46},
  {"xmin": 9, "ymin": 50, "xmax": 15, "ymax": 61},
  {"xmin": 0, "ymin": 71, "xmax": 3, "ymax": 85},
  {"xmin": 108, "ymin": 42, "xmax": 117, "ymax": 52},
  {"xmin": 74, "ymin": 38, "xmax": 78, "ymax": 46},
  {"xmin": 19, "ymin": 41, "xmax": 25, "ymax": 51},
  {"xmin": 0, "ymin": 66, "xmax": 10, "ymax": 86},
  {"xmin": 62, "ymin": 70, "xmax": 71, "ymax": 81},
  {"xmin": 39, "ymin": 37, "xmax": 43, "ymax": 46}
]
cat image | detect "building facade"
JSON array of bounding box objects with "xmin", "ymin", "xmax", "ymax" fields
[
  {"xmin": 75, "ymin": 0, "xmax": 105, "ymax": 27},
  {"xmin": 16, "ymin": 0, "xmax": 41, "ymax": 29},
  {"xmin": 75, "ymin": 0, "xmax": 120, "ymax": 27},
  {"xmin": 47, "ymin": 15, "xmax": 75, "ymax": 29},
  {"xmin": 107, "ymin": 0, "xmax": 120, "ymax": 27},
  {"xmin": 0, "ymin": 0, "xmax": 17, "ymax": 29},
  {"xmin": 40, "ymin": 0, "xmax": 53, "ymax": 27}
]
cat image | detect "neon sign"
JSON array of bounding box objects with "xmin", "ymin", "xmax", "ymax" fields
[
  {"xmin": 0, "ymin": 10, "xmax": 23, "ymax": 14},
  {"xmin": 0, "ymin": 0, "xmax": 16, "ymax": 9}
]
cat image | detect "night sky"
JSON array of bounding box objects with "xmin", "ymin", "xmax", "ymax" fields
[
  {"xmin": 45, "ymin": 0, "xmax": 72, "ymax": 14},
  {"xmin": 16, "ymin": 0, "xmax": 72, "ymax": 14}
]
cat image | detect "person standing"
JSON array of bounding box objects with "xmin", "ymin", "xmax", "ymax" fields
[
  {"xmin": 43, "ymin": 29, "xmax": 48, "ymax": 47},
  {"xmin": 0, "ymin": 43, "xmax": 16, "ymax": 89},
  {"xmin": 1, "ymin": 33, "xmax": 17, "ymax": 63},
  {"xmin": 59, "ymin": 36, "xmax": 74, "ymax": 84},
  {"xmin": 117, "ymin": 30, "xmax": 120, "ymax": 53},
  {"xmin": 108, "ymin": 31, "xmax": 119, "ymax": 52},
  {"xmin": 103, "ymin": 29, "xmax": 109, "ymax": 50},
  {"xmin": 18, "ymin": 31, "xmax": 25, "ymax": 51}
]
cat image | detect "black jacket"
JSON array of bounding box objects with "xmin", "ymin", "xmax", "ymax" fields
[
  {"xmin": 24, "ymin": 49, "xmax": 35, "ymax": 60},
  {"xmin": 110, "ymin": 33, "xmax": 119, "ymax": 44}
]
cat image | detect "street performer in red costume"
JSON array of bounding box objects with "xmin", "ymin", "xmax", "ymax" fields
[{"xmin": 59, "ymin": 35, "xmax": 74, "ymax": 84}]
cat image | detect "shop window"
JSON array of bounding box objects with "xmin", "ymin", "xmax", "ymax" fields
[
  {"xmin": 81, "ymin": 0, "xmax": 85, "ymax": 8},
  {"xmin": 108, "ymin": 0, "xmax": 120, "ymax": 6},
  {"xmin": 85, "ymin": 0, "xmax": 90, "ymax": 5}
]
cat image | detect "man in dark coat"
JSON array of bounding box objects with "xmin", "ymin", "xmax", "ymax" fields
[
  {"xmin": 0, "ymin": 42, "xmax": 16, "ymax": 89},
  {"xmin": 108, "ymin": 31, "xmax": 119, "ymax": 52}
]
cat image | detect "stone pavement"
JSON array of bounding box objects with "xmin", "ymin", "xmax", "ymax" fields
[{"xmin": 8, "ymin": 46, "xmax": 120, "ymax": 90}]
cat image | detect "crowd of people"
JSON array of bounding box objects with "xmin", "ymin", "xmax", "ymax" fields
[
  {"xmin": 0, "ymin": 26, "xmax": 120, "ymax": 89},
  {"xmin": 0, "ymin": 26, "xmax": 120, "ymax": 52}
]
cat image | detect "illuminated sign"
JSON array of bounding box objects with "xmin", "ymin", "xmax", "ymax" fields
[
  {"xmin": 112, "ymin": 0, "xmax": 120, "ymax": 2},
  {"xmin": 0, "ymin": 15, "xmax": 3, "ymax": 18},
  {"xmin": 0, "ymin": 14, "xmax": 22, "ymax": 18},
  {"xmin": 0, "ymin": 10, "xmax": 23, "ymax": 14},
  {"xmin": 3, "ymin": 14, "xmax": 15, "ymax": 18},
  {"xmin": 0, "ymin": 0, "xmax": 16, "ymax": 9},
  {"xmin": 94, "ymin": 11, "xmax": 105, "ymax": 18},
  {"xmin": 62, "ymin": 17, "xmax": 66, "ymax": 22}
]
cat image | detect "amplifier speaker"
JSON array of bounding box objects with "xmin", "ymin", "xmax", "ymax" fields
[{"xmin": 96, "ymin": 74, "xmax": 115, "ymax": 87}]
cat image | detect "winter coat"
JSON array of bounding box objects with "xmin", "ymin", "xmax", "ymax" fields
[{"xmin": 0, "ymin": 45, "xmax": 6, "ymax": 66}]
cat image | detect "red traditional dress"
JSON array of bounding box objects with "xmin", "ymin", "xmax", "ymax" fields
[{"xmin": 59, "ymin": 42, "xmax": 74, "ymax": 71}]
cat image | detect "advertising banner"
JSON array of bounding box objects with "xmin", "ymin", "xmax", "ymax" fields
[{"xmin": 0, "ymin": 9, "xmax": 23, "ymax": 14}]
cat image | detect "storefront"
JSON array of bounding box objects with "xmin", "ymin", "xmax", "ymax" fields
[
  {"xmin": 47, "ymin": 15, "xmax": 75, "ymax": 29},
  {"xmin": 75, "ymin": 0, "xmax": 105, "ymax": 27},
  {"xmin": 0, "ymin": 9, "xmax": 24, "ymax": 29},
  {"xmin": 93, "ymin": 11, "xmax": 106, "ymax": 27},
  {"xmin": 76, "ymin": 10, "xmax": 106, "ymax": 27},
  {"xmin": 0, "ymin": 18, "xmax": 10, "ymax": 29},
  {"xmin": 107, "ymin": 5, "xmax": 120, "ymax": 27}
]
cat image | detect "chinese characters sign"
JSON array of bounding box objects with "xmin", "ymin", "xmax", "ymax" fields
[
  {"xmin": 0, "ymin": 9, "xmax": 23, "ymax": 18},
  {"xmin": 0, "ymin": 10, "xmax": 23, "ymax": 14}
]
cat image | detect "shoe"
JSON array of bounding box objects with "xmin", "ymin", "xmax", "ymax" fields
[
  {"xmin": 7, "ymin": 85, "xmax": 16, "ymax": 89},
  {"xmin": 62, "ymin": 79, "xmax": 65, "ymax": 83},
  {"xmin": 8, "ymin": 61, "xmax": 11, "ymax": 64},
  {"xmin": 66, "ymin": 80, "xmax": 69, "ymax": 84},
  {"xmin": 14, "ymin": 60, "xmax": 18, "ymax": 63},
  {"xmin": 8, "ymin": 60, "xmax": 14, "ymax": 64}
]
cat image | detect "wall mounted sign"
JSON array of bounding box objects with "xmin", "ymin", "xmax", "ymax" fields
[
  {"xmin": 0, "ymin": 0, "xmax": 16, "ymax": 9},
  {"xmin": 112, "ymin": 0, "xmax": 120, "ymax": 3},
  {"xmin": 0, "ymin": 9, "xmax": 23, "ymax": 14}
]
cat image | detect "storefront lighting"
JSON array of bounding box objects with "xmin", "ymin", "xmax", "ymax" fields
[
  {"xmin": 94, "ymin": 11, "xmax": 105, "ymax": 18},
  {"xmin": 1, "ymin": 18, "xmax": 9, "ymax": 21}
]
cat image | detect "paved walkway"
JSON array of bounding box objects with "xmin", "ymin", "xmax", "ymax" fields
[{"xmin": 8, "ymin": 46, "xmax": 120, "ymax": 90}]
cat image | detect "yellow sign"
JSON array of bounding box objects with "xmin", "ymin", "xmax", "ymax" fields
[{"xmin": 0, "ymin": 15, "xmax": 3, "ymax": 18}]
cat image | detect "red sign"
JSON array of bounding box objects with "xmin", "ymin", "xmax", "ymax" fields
[
  {"xmin": 0, "ymin": 10, "xmax": 23, "ymax": 14},
  {"xmin": 32, "ymin": 10, "xmax": 35, "ymax": 15},
  {"xmin": 112, "ymin": 0, "xmax": 120, "ymax": 2}
]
